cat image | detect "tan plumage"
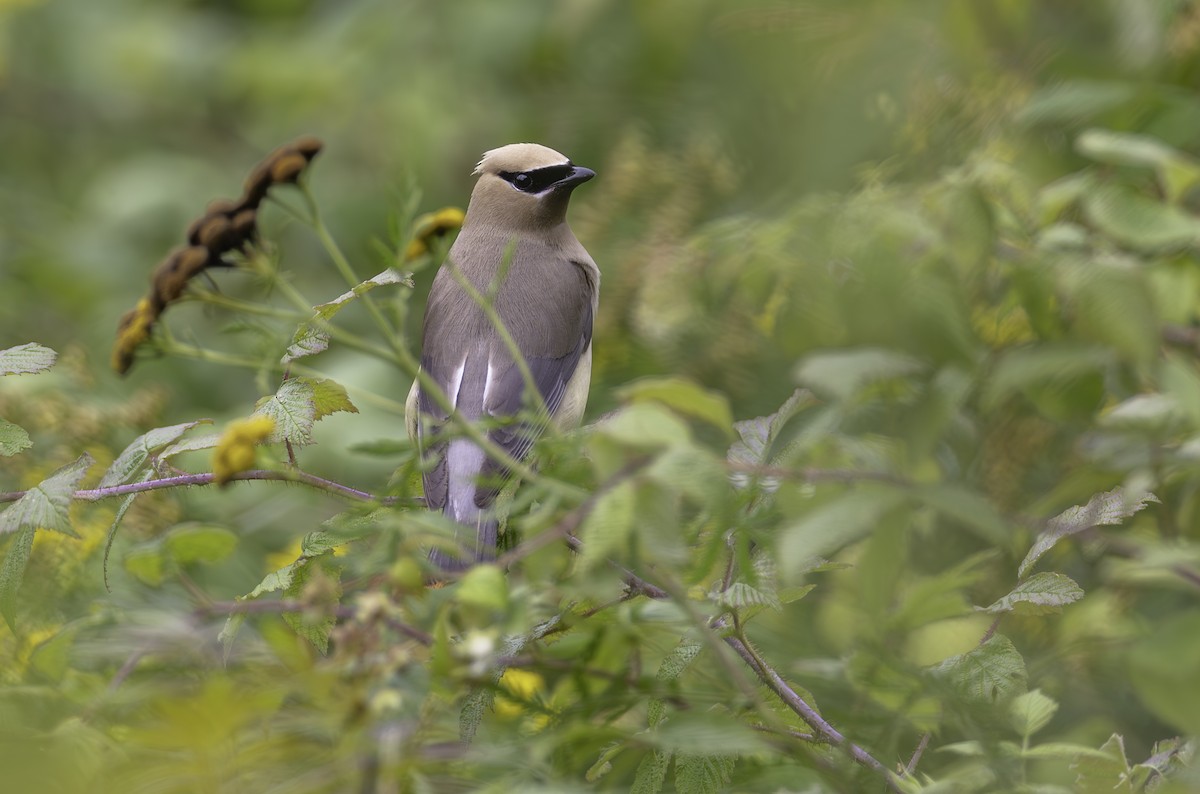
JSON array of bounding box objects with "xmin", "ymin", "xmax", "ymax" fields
[{"xmin": 406, "ymin": 143, "xmax": 598, "ymax": 569}]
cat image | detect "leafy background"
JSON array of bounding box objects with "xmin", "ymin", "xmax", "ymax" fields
[{"xmin": 3, "ymin": 0, "xmax": 1200, "ymax": 791}]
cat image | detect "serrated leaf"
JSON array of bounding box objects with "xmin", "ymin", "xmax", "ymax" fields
[
  {"xmin": 254, "ymin": 379, "xmax": 317, "ymax": 445},
  {"xmin": 0, "ymin": 526, "xmax": 36, "ymax": 628},
  {"xmin": 102, "ymin": 490, "xmax": 142, "ymax": 590},
  {"xmin": 674, "ymin": 754, "xmax": 735, "ymax": 794},
  {"xmin": 728, "ymin": 388, "xmax": 814, "ymax": 492},
  {"xmin": 1010, "ymin": 689, "xmax": 1059, "ymax": 739},
  {"xmin": 0, "ymin": 420, "xmax": 32, "ymax": 456},
  {"xmin": 1020, "ymin": 742, "xmax": 1115, "ymax": 761},
  {"xmin": 245, "ymin": 562, "xmax": 299, "ymax": 600},
  {"xmin": 1020, "ymin": 488, "xmax": 1158, "ymax": 578},
  {"xmin": 0, "ymin": 343, "xmax": 57, "ymax": 375},
  {"xmin": 794, "ymin": 348, "xmax": 925, "ymax": 400},
  {"xmin": 0, "ymin": 453, "xmax": 91, "ymax": 538},
  {"xmin": 315, "ymin": 268, "xmax": 411, "ymax": 319},
  {"xmin": 281, "ymin": 325, "xmax": 330, "ymax": 365},
  {"xmin": 631, "ymin": 749, "xmax": 670, "ymax": 794},
  {"xmin": 159, "ymin": 431, "xmax": 222, "ymax": 459},
  {"xmin": 778, "ymin": 488, "xmax": 906, "ymax": 581},
  {"xmin": 578, "ymin": 480, "xmax": 636, "ymax": 570},
  {"xmin": 309, "ymin": 378, "xmax": 358, "ymax": 420},
  {"xmin": 616, "ymin": 377, "xmax": 733, "ymax": 436},
  {"xmin": 1076, "ymin": 129, "xmax": 1184, "ymax": 170},
  {"xmin": 460, "ymin": 686, "xmax": 493, "ymax": 744},
  {"xmin": 282, "ymin": 559, "xmax": 340, "ymax": 653},
  {"xmin": 931, "ymin": 634, "xmax": 1027, "ymax": 703},
  {"xmin": 1071, "ymin": 734, "xmax": 1132, "ymax": 793},
  {"xmin": 219, "ymin": 613, "xmax": 247, "ymax": 662},
  {"xmin": 647, "ymin": 641, "xmax": 702, "ymax": 730},
  {"xmin": 979, "ymin": 572, "xmax": 1084, "ymax": 615},
  {"xmin": 101, "ymin": 421, "xmax": 208, "ymax": 487},
  {"xmin": 164, "ymin": 524, "xmax": 238, "ymax": 565},
  {"xmin": 712, "ymin": 581, "xmax": 781, "ymax": 611}
]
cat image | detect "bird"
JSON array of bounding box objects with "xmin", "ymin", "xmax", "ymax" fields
[{"xmin": 406, "ymin": 143, "xmax": 598, "ymax": 570}]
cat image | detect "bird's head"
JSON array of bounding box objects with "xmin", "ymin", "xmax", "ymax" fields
[{"xmin": 466, "ymin": 143, "xmax": 594, "ymax": 231}]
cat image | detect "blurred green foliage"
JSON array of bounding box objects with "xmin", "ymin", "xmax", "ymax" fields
[{"xmin": 4, "ymin": 0, "xmax": 1200, "ymax": 791}]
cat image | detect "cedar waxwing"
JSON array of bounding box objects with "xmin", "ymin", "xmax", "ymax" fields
[{"xmin": 406, "ymin": 143, "xmax": 598, "ymax": 569}]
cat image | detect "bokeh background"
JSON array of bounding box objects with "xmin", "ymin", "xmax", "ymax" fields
[{"xmin": 6, "ymin": 0, "xmax": 1200, "ymax": 791}]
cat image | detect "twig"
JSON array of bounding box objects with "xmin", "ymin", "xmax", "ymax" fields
[
  {"xmin": 727, "ymin": 462, "xmax": 911, "ymax": 487},
  {"xmin": 199, "ymin": 599, "xmax": 433, "ymax": 645},
  {"xmin": 1, "ymin": 469, "xmax": 420, "ymax": 506},
  {"xmin": 905, "ymin": 732, "xmax": 931, "ymax": 776},
  {"xmin": 726, "ymin": 635, "xmax": 901, "ymax": 790}
]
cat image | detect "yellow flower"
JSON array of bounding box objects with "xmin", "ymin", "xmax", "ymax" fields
[
  {"xmin": 494, "ymin": 668, "xmax": 546, "ymax": 719},
  {"xmin": 212, "ymin": 416, "xmax": 275, "ymax": 485},
  {"xmin": 404, "ymin": 207, "xmax": 465, "ymax": 260},
  {"xmin": 111, "ymin": 297, "xmax": 158, "ymax": 374}
]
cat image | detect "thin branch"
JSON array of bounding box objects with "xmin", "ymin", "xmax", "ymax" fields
[
  {"xmin": 0, "ymin": 468, "xmax": 420, "ymax": 506},
  {"xmin": 905, "ymin": 732, "xmax": 931, "ymax": 776},
  {"xmin": 726, "ymin": 635, "xmax": 901, "ymax": 790},
  {"xmin": 199, "ymin": 599, "xmax": 433, "ymax": 645},
  {"xmin": 727, "ymin": 462, "xmax": 912, "ymax": 487}
]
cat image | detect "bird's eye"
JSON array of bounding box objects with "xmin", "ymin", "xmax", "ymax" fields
[{"xmin": 513, "ymin": 173, "xmax": 533, "ymax": 190}]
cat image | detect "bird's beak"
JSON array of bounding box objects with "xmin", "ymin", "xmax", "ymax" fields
[{"xmin": 558, "ymin": 166, "xmax": 595, "ymax": 189}]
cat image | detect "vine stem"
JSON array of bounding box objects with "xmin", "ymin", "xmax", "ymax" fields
[{"xmin": 0, "ymin": 469, "xmax": 420, "ymax": 506}]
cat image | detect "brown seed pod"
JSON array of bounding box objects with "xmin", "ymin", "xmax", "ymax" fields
[
  {"xmin": 268, "ymin": 152, "xmax": 308, "ymax": 184},
  {"xmin": 241, "ymin": 161, "xmax": 273, "ymax": 210},
  {"xmin": 231, "ymin": 208, "xmax": 258, "ymax": 249},
  {"xmin": 150, "ymin": 249, "xmax": 186, "ymax": 308},
  {"xmin": 290, "ymin": 135, "xmax": 323, "ymax": 160},
  {"xmin": 195, "ymin": 214, "xmax": 237, "ymax": 252}
]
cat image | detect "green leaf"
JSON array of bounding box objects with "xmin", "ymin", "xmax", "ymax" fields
[
  {"xmin": 597, "ymin": 403, "xmax": 692, "ymax": 450},
  {"xmin": 794, "ymin": 348, "xmax": 925, "ymax": 400},
  {"xmin": 1083, "ymin": 184, "xmax": 1200, "ymax": 250},
  {"xmin": 347, "ymin": 438, "xmax": 412, "ymax": 456},
  {"xmin": 980, "ymin": 344, "xmax": 1112, "ymax": 413},
  {"xmin": 711, "ymin": 581, "xmax": 781, "ymax": 612},
  {"xmin": 1128, "ymin": 609, "xmax": 1200, "ymax": 736},
  {"xmin": 164, "ymin": 524, "xmax": 238, "ymax": 565},
  {"xmin": 646, "ymin": 712, "xmax": 771, "ymax": 755},
  {"xmin": 930, "ymin": 634, "xmax": 1027, "ymax": 703},
  {"xmin": 100, "ymin": 421, "xmax": 208, "ymax": 487},
  {"xmin": 0, "ymin": 419, "xmax": 32, "ymax": 457},
  {"xmin": 1019, "ymin": 488, "xmax": 1158, "ymax": 578},
  {"xmin": 309, "ymin": 378, "xmax": 359, "ymax": 420},
  {"xmin": 674, "ymin": 754, "xmax": 735, "ymax": 794},
  {"xmin": 314, "ymin": 268, "xmax": 411, "ymax": 318},
  {"xmin": 914, "ymin": 484, "xmax": 1010, "ymax": 546},
  {"xmin": 578, "ymin": 480, "xmax": 637, "ymax": 571},
  {"xmin": 281, "ymin": 325, "xmax": 330, "ymax": 365},
  {"xmin": 0, "ymin": 453, "xmax": 92, "ymax": 538},
  {"xmin": 728, "ymin": 389, "xmax": 815, "ymax": 492},
  {"xmin": 778, "ymin": 487, "xmax": 906, "ymax": 581},
  {"xmin": 0, "ymin": 342, "xmax": 57, "ymax": 375},
  {"xmin": 616, "ymin": 376, "xmax": 733, "ymax": 436},
  {"xmin": 631, "ymin": 750, "xmax": 670, "ymax": 794},
  {"xmin": 254, "ymin": 379, "xmax": 317, "ymax": 446},
  {"xmin": 102, "ymin": 490, "xmax": 141, "ymax": 590},
  {"xmin": 1072, "ymin": 263, "xmax": 1159, "ymax": 366},
  {"xmin": 282, "ymin": 558, "xmax": 340, "ymax": 654},
  {"xmin": 456, "ymin": 564, "xmax": 508, "ymax": 612},
  {"xmin": 978, "ymin": 572, "xmax": 1084, "ymax": 615},
  {"xmin": 1071, "ymin": 734, "xmax": 1133, "ymax": 794},
  {"xmin": 0, "ymin": 526, "xmax": 36, "ymax": 628},
  {"xmin": 1076, "ymin": 128, "xmax": 1200, "ymax": 203},
  {"xmin": 123, "ymin": 544, "xmax": 165, "ymax": 587},
  {"xmin": 159, "ymin": 431, "xmax": 222, "ymax": 459},
  {"xmin": 1009, "ymin": 689, "xmax": 1059, "ymax": 739},
  {"xmin": 1016, "ymin": 80, "xmax": 1139, "ymax": 126}
]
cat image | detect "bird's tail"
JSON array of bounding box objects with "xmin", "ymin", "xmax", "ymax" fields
[{"xmin": 429, "ymin": 438, "xmax": 499, "ymax": 571}]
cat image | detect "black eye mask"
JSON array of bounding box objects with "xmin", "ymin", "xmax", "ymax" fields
[{"xmin": 499, "ymin": 164, "xmax": 577, "ymax": 194}]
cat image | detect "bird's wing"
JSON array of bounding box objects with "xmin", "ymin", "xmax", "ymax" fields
[{"xmin": 483, "ymin": 298, "xmax": 594, "ymax": 471}]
